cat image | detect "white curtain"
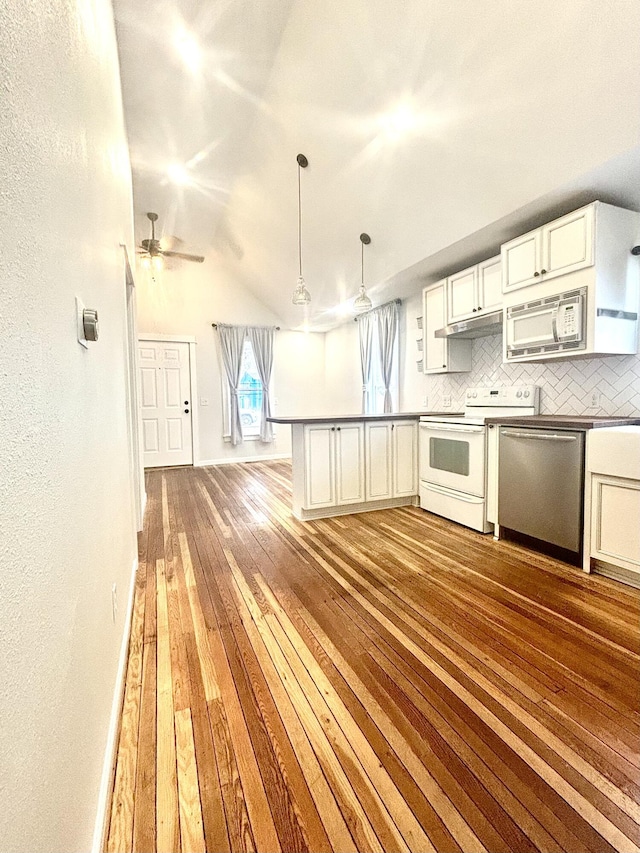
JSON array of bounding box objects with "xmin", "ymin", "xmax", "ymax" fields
[
  {"xmin": 217, "ymin": 324, "xmax": 246, "ymax": 446},
  {"xmin": 246, "ymin": 326, "xmax": 274, "ymax": 442},
  {"xmin": 358, "ymin": 312, "xmax": 374, "ymax": 414},
  {"xmin": 376, "ymin": 301, "xmax": 399, "ymax": 413}
]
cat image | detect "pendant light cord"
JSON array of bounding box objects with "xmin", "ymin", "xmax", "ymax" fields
[
  {"xmin": 298, "ymin": 162, "xmax": 302, "ymax": 277},
  {"xmin": 361, "ymin": 239, "xmax": 364, "ymax": 286}
]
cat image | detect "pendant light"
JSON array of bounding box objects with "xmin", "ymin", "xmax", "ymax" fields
[
  {"xmin": 292, "ymin": 153, "xmax": 311, "ymax": 305},
  {"xmin": 354, "ymin": 232, "xmax": 373, "ymax": 313}
]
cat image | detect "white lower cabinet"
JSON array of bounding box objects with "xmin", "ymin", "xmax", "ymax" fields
[
  {"xmin": 590, "ymin": 476, "xmax": 640, "ymax": 574},
  {"xmin": 292, "ymin": 419, "xmax": 418, "ymax": 520},
  {"xmin": 583, "ymin": 426, "xmax": 640, "ymax": 584},
  {"xmin": 303, "ymin": 422, "xmax": 364, "ymax": 509},
  {"xmin": 365, "ymin": 421, "xmax": 418, "ymax": 501}
]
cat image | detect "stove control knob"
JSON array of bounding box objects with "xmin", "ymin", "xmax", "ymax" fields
[
  {"xmin": 524, "ymin": 390, "xmax": 530, "ymax": 398},
  {"xmin": 466, "ymin": 391, "xmax": 471, "ymax": 398},
  {"xmin": 516, "ymin": 390, "xmax": 522, "ymax": 398},
  {"xmin": 473, "ymin": 391, "xmax": 478, "ymax": 398}
]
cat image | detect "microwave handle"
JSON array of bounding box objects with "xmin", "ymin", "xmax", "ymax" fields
[{"xmin": 551, "ymin": 307, "xmax": 559, "ymax": 342}]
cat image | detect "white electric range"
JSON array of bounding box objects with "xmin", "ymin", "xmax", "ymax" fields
[{"xmin": 419, "ymin": 385, "xmax": 540, "ymax": 533}]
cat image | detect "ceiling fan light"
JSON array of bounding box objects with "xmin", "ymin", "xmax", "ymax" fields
[
  {"xmin": 292, "ymin": 275, "xmax": 311, "ymax": 305},
  {"xmin": 151, "ymin": 255, "xmax": 164, "ymax": 271},
  {"xmin": 140, "ymin": 255, "xmax": 151, "ymax": 269},
  {"xmin": 354, "ymin": 284, "xmax": 372, "ymax": 313}
]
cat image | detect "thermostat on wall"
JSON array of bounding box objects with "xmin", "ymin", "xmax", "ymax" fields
[{"xmin": 76, "ymin": 296, "xmax": 99, "ymax": 347}]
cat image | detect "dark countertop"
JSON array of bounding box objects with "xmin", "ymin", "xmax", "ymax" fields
[
  {"xmin": 268, "ymin": 411, "xmax": 460, "ymax": 425},
  {"xmin": 485, "ymin": 415, "xmax": 640, "ymax": 430}
]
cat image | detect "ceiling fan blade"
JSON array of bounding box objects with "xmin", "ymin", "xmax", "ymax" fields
[{"xmin": 161, "ymin": 250, "xmax": 205, "ymax": 263}]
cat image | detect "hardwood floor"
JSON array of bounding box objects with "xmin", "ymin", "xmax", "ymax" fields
[{"xmin": 106, "ymin": 461, "xmax": 640, "ymax": 853}]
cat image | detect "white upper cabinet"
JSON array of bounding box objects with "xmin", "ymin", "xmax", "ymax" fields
[
  {"xmin": 424, "ymin": 280, "xmax": 472, "ymax": 374},
  {"xmin": 447, "ymin": 265, "xmax": 477, "ymax": 323},
  {"xmin": 477, "ymin": 256, "xmax": 503, "ymax": 313},
  {"xmin": 447, "ymin": 256, "xmax": 502, "ymax": 324},
  {"xmin": 502, "ymin": 204, "xmax": 595, "ymax": 294}
]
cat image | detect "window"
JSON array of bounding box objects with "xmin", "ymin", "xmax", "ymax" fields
[
  {"xmin": 365, "ymin": 322, "xmax": 399, "ymax": 414},
  {"xmin": 238, "ymin": 339, "xmax": 263, "ymax": 438}
]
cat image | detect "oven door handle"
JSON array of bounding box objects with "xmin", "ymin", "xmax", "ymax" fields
[
  {"xmin": 422, "ymin": 482, "xmax": 484, "ymax": 503},
  {"xmin": 501, "ymin": 430, "xmax": 577, "ymax": 442},
  {"xmin": 420, "ymin": 424, "xmax": 484, "ymax": 434}
]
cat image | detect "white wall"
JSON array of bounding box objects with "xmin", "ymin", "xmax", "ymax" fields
[
  {"xmin": 0, "ymin": 1, "xmax": 137, "ymax": 851},
  {"xmin": 136, "ymin": 260, "xmax": 327, "ymax": 462}
]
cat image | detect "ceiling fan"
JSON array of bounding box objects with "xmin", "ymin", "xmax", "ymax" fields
[{"xmin": 137, "ymin": 212, "xmax": 205, "ymax": 268}]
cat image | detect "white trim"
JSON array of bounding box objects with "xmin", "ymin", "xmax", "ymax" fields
[
  {"xmin": 92, "ymin": 557, "xmax": 139, "ymax": 853},
  {"xmin": 139, "ymin": 332, "xmax": 197, "ymax": 343},
  {"xmin": 296, "ymin": 495, "xmax": 415, "ymax": 521},
  {"xmin": 196, "ymin": 453, "xmax": 291, "ymax": 467},
  {"xmin": 188, "ymin": 341, "xmax": 200, "ymax": 465}
]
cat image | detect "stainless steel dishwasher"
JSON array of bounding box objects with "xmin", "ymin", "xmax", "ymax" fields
[{"xmin": 498, "ymin": 426, "xmax": 585, "ymax": 557}]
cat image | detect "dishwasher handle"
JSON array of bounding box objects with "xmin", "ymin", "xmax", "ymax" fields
[{"xmin": 501, "ymin": 430, "xmax": 578, "ymax": 442}]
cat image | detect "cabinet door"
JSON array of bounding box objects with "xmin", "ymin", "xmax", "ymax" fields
[
  {"xmin": 424, "ymin": 282, "xmax": 447, "ymax": 373},
  {"xmin": 365, "ymin": 422, "xmax": 393, "ymax": 500},
  {"xmin": 303, "ymin": 424, "xmax": 335, "ymax": 509},
  {"xmin": 477, "ymin": 256, "xmax": 502, "ymax": 314},
  {"xmin": 501, "ymin": 230, "xmax": 541, "ymax": 293},
  {"xmin": 541, "ymin": 205, "xmax": 594, "ymax": 281},
  {"xmin": 392, "ymin": 421, "xmax": 418, "ymax": 497},
  {"xmin": 591, "ymin": 475, "xmax": 640, "ymax": 573},
  {"xmin": 335, "ymin": 423, "xmax": 365, "ymax": 505},
  {"xmin": 447, "ymin": 265, "xmax": 477, "ymax": 323}
]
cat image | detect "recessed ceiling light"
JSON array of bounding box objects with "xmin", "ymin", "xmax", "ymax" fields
[
  {"xmin": 167, "ymin": 163, "xmax": 189, "ymax": 185},
  {"xmin": 380, "ymin": 100, "xmax": 419, "ymax": 141}
]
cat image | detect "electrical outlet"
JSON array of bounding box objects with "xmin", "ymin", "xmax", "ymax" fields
[
  {"xmin": 111, "ymin": 583, "xmax": 118, "ymax": 624},
  {"xmin": 200, "ymin": 397, "xmax": 209, "ymax": 406},
  {"xmin": 589, "ymin": 391, "xmax": 601, "ymax": 408},
  {"xmin": 443, "ymin": 395, "xmax": 452, "ymax": 407},
  {"xmin": 421, "ymin": 396, "xmax": 428, "ymax": 408}
]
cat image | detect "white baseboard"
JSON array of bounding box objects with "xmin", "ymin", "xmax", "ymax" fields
[
  {"xmin": 196, "ymin": 453, "xmax": 291, "ymax": 467},
  {"xmin": 92, "ymin": 556, "xmax": 139, "ymax": 853}
]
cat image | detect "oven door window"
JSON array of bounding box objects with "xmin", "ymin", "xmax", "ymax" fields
[{"xmin": 429, "ymin": 437, "xmax": 470, "ymax": 476}]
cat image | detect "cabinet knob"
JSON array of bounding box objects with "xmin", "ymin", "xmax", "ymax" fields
[
  {"xmin": 540, "ymin": 268, "xmax": 547, "ymax": 275},
  {"xmin": 534, "ymin": 271, "xmax": 540, "ymax": 277},
  {"xmin": 337, "ymin": 426, "xmax": 341, "ymax": 431},
  {"xmin": 478, "ymin": 306, "xmax": 482, "ymax": 311},
  {"xmin": 472, "ymin": 308, "xmax": 477, "ymax": 312},
  {"xmin": 442, "ymin": 363, "xmax": 446, "ymax": 368},
  {"xmin": 184, "ymin": 409, "xmax": 189, "ymax": 414},
  {"xmin": 331, "ymin": 426, "xmax": 335, "ymax": 431}
]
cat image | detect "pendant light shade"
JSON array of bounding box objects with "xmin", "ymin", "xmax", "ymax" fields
[
  {"xmin": 292, "ymin": 154, "xmax": 311, "ymax": 305},
  {"xmin": 354, "ymin": 232, "xmax": 373, "ymax": 313}
]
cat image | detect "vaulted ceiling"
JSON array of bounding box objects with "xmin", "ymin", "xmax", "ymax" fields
[{"xmin": 114, "ymin": 0, "xmax": 640, "ymax": 330}]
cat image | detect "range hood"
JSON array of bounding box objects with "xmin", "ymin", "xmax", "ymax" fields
[{"xmin": 435, "ymin": 309, "xmax": 503, "ymax": 339}]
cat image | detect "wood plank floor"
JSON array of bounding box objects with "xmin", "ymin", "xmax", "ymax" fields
[{"xmin": 106, "ymin": 461, "xmax": 640, "ymax": 853}]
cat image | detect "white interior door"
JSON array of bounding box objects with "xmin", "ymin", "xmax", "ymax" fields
[{"xmin": 139, "ymin": 340, "xmax": 193, "ymax": 468}]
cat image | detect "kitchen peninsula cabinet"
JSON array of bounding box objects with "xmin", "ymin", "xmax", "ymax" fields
[
  {"xmin": 269, "ymin": 413, "xmax": 425, "ymax": 520},
  {"xmin": 365, "ymin": 420, "xmax": 418, "ymax": 501}
]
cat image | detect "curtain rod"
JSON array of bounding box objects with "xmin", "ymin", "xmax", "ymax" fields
[
  {"xmin": 353, "ymin": 297, "xmax": 401, "ymax": 321},
  {"xmin": 212, "ymin": 323, "xmax": 281, "ymax": 330}
]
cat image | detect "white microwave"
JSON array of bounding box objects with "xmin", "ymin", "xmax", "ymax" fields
[{"xmin": 506, "ymin": 287, "xmax": 586, "ymax": 359}]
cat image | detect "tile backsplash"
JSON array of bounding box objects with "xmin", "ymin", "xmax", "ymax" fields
[{"xmin": 425, "ymin": 334, "xmax": 640, "ymax": 415}]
